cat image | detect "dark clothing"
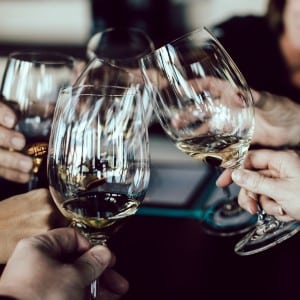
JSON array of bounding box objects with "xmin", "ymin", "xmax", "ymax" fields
[{"xmin": 211, "ymin": 15, "xmax": 300, "ymax": 103}]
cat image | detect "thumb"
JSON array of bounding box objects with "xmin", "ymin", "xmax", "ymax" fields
[
  {"xmin": 231, "ymin": 169, "xmax": 280, "ymax": 200},
  {"xmin": 74, "ymin": 245, "xmax": 112, "ymax": 286}
]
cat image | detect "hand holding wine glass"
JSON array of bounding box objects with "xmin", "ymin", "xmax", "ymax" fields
[
  {"xmin": 47, "ymin": 84, "xmax": 150, "ymax": 299},
  {"xmin": 217, "ymin": 149, "xmax": 300, "ymax": 255},
  {"xmin": 0, "ymin": 51, "xmax": 75, "ymax": 191},
  {"xmin": 0, "ymin": 101, "xmax": 33, "ymax": 185},
  {"xmin": 140, "ymin": 27, "xmax": 256, "ymax": 236}
]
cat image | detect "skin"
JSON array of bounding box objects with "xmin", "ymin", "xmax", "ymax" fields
[
  {"xmin": 0, "ymin": 189, "xmax": 66, "ymax": 264},
  {"xmin": 217, "ymin": 149, "xmax": 300, "ymax": 222},
  {"xmin": 0, "ymin": 101, "xmax": 33, "ymax": 183},
  {"xmin": 280, "ymin": 0, "xmax": 300, "ymax": 88},
  {"xmin": 250, "ymin": 89, "xmax": 300, "ymax": 147},
  {"xmin": 0, "ymin": 227, "xmax": 129, "ymax": 300}
]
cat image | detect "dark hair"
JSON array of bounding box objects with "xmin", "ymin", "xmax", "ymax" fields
[{"xmin": 266, "ymin": 0, "xmax": 286, "ymax": 35}]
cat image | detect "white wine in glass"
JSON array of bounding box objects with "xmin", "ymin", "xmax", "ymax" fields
[
  {"xmin": 0, "ymin": 51, "xmax": 75, "ymax": 190},
  {"xmin": 47, "ymin": 84, "xmax": 150, "ymax": 299},
  {"xmin": 140, "ymin": 27, "xmax": 257, "ymax": 236}
]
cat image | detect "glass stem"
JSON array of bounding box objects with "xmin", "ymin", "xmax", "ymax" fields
[
  {"xmin": 27, "ymin": 174, "xmax": 39, "ymax": 191},
  {"xmin": 216, "ymin": 168, "xmax": 241, "ymax": 216},
  {"xmin": 254, "ymin": 202, "xmax": 281, "ymax": 235},
  {"xmin": 70, "ymin": 221, "xmax": 108, "ymax": 300}
]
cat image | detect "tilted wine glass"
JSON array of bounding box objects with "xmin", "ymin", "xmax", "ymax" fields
[
  {"xmin": 0, "ymin": 51, "xmax": 75, "ymax": 190},
  {"xmin": 47, "ymin": 84, "xmax": 150, "ymax": 299},
  {"xmin": 139, "ymin": 27, "xmax": 257, "ymax": 236}
]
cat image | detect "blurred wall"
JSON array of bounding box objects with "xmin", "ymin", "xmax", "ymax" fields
[
  {"xmin": 0, "ymin": 0, "xmax": 268, "ymax": 47},
  {"xmin": 0, "ymin": 0, "xmax": 92, "ymax": 45},
  {"xmin": 182, "ymin": 0, "xmax": 268, "ymax": 30}
]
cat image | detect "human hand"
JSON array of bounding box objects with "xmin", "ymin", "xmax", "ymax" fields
[
  {"xmin": 0, "ymin": 101, "xmax": 33, "ymax": 183},
  {"xmin": 251, "ymin": 90, "xmax": 300, "ymax": 147},
  {"xmin": 217, "ymin": 149, "xmax": 300, "ymax": 221},
  {"xmin": 0, "ymin": 227, "xmax": 129, "ymax": 300},
  {"xmin": 0, "ymin": 188, "xmax": 66, "ymax": 264}
]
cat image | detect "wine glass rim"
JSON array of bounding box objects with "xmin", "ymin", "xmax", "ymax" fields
[
  {"xmin": 61, "ymin": 84, "xmax": 139, "ymax": 97},
  {"xmin": 8, "ymin": 50, "xmax": 75, "ymax": 65},
  {"xmin": 140, "ymin": 26, "xmax": 216, "ymax": 60},
  {"xmin": 87, "ymin": 26, "xmax": 155, "ymax": 61}
]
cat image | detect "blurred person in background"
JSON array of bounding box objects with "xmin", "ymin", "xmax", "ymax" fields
[{"xmin": 213, "ymin": 0, "xmax": 300, "ymax": 103}]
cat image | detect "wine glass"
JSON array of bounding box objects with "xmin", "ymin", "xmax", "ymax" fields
[
  {"xmin": 73, "ymin": 57, "xmax": 139, "ymax": 90},
  {"xmin": 87, "ymin": 27, "xmax": 155, "ymax": 68},
  {"xmin": 0, "ymin": 51, "xmax": 75, "ymax": 190},
  {"xmin": 139, "ymin": 27, "xmax": 257, "ymax": 237},
  {"xmin": 47, "ymin": 84, "xmax": 150, "ymax": 299},
  {"xmin": 84, "ymin": 27, "xmax": 155, "ymax": 126}
]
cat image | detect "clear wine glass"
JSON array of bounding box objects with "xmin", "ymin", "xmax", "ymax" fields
[
  {"xmin": 47, "ymin": 84, "xmax": 150, "ymax": 299},
  {"xmin": 87, "ymin": 27, "xmax": 155, "ymax": 67},
  {"xmin": 0, "ymin": 51, "xmax": 75, "ymax": 190},
  {"xmin": 84, "ymin": 27, "xmax": 155, "ymax": 126},
  {"xmin": 139, "ymin": 27, "xmax": 257, "ymax": 237}
]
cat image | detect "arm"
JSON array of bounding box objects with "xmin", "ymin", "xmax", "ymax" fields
[{"xmin": 251, "ymin": 90, "xmax": 300, "ymax": 147}]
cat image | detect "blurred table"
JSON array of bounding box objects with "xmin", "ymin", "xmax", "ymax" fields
[{"xmin": 110, "ymin": 214, "xmax": 300, "ymax": 300}]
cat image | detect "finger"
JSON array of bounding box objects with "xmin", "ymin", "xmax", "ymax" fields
[
  {"xmin": 100, "ymin": 269, "xmax": 129, "ymax": 297},
  {"xmin": 74, "ymin": 245, "xmax": 112, "ymax": 286},
  {"xmin": 243, "ymin": 150, "xmax": 300, "ymax": 176},
  {"xmin": 232, "ymin": 169, "xmax": 287, "ymax": 201},
  {"xmin": 30, "ymin": 228, "xmax": 91, "ymax": 258},
  {"xmin": 237, "ymin": 188, "xmax": 258, "ymax": 214},
  {"xmin": 0, "ymin": 148, "xmax": 32, "ymax": 171},
  {"xmin": 0, "ymin": 102, "xmax": 17, "ymax": 128},
  {"xmin": 0, "ymin": 127, "xmax": 26, "ymax": 150},
  {"xmin": 0, "ymin": 166, "xmax": 31, "ymax": 183},
  {"xmin": 260, "ymin": 195, "xmax": 284, "ymax": 216},
  {"xmin": 216, "ymin": 168, "xmax": 233, "ymax": 187},
  {"xmin": 259, "ymin": 195, "xmax": 294, "ymax": 222}
]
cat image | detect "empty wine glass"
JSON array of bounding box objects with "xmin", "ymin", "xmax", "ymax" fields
[
  {"xmin": 140, "ymin": 27, "xmax": 257, "ymax": 236},
  {"xmin": 85, "ymin": 27, "xmax": 155, "ymax": 126},
  {"xmin": 87, "ymin": 27, "xmax": 155, "ymax": 68},
  {"xmin": 0, "ymin": 51, "xmax": 75, "ymax": 190},
  {"xmin": 47, "ymin": 84, "xmax": 150, "ymax": 299},
  {"xmin": 73, "ymin": 57, "xmax": 138, "ymax": 89}
]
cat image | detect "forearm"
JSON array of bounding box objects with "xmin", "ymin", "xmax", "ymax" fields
[{"xmin": 252, "ymin": 90, "xmax": 300, "ymax": 147}]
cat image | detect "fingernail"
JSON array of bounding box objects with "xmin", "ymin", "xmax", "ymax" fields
[
  {"xmin": 273, "ymin": 205, "xmax": 286, "ymax": 216},
  {"xmin": 19, "ymin": 158, "xmax": 33, "ymax": 172},
  {"xmin": 247, "ymin": 191, "xmax": 257, "ymax": 201},
  {"xmin": 11, "ymin": 137, "xmax": 25, "ymax": 149},
  {"xmin": 247, "ymin": 204, "xmax": 257, "ymax": 215},
  {"xmin": 3, "ymin": 115, "xmax": 15, "ymax": 128}
]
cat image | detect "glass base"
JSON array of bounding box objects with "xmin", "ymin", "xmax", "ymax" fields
[
  {"xmin": 201, "ymin": 198, "xmax": 257, "ymax": 237},
  {"xmin": 235, "ymin": 218, "xmax": 300, "ymax": 256}
]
